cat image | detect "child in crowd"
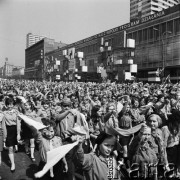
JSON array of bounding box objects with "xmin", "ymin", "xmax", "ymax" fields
[
  {"xmin": 75, "ymin": 131, "xmax": 121, "ymax": 180},
  {"xmin": 26, "ymin": 118, "xmax": 68, "ymax": 180}
]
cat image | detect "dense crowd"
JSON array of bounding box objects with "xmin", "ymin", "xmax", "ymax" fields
[{"xmin": 0, "ymin": 79, "xmax": 180, "ymax": 180}]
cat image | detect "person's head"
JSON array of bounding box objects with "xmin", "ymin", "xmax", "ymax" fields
[
  {"xmin": 157, "ymin": 94, "xmax": 164, "ymax": 103},
  {"xmin": 145, "ymin": 106, "xmax": 154, "ymax": 117},
  {"xmin": 42, "ymin": 100, "xmax": 50, "ymax": 109},
  {"xmin": 5, "ymin": 97, "xmax": 14, "ymax": 110},
  {"xmin": 47, "ymin": 93, "xmax": 54, "ymax": 102},
  {"xmin": 54, "ymin": 92, "xmax": 59, "ymax": 98},
  {"xmin": 176, "ymin": 91, "xmax": 180, "ymax": 100},
  {"xmin": 147, "ymin": 114, "xmax": 162, "ymax": 130},
  {"xmin": 131, "ymin": 98, "xmax": 139, "ymax": 108},
  {"xmin": 91, "ymin": 105, "xmax": 102, "ymax": 118},
  {"xmin": 139, "ymin": 125, "xmax": 151, "ymax": 143},
  {"xmin": 41, "ymin": 119, "xmax": 56, "ymax": 139},
  {"xmin": 72, "ymin": 100, "xmax": 79, "ymax": 109},
  {"xmin": 59, "ymin": 93, "xmax": 64, "ymax": 100},
  {"xmin": 101, "ymin": 96, "xmax": 107, "ymax": 105},
  {"xmin": 61, "ymin": 98, "xmax": 71, "ymax": 111},
  {"xmin": 24, "ymin": 101, "xmax": 32, "ymax": 111},
  {"xmin": 93, "ymin": 94, "xmax": 99, "ymax": 101},
  {"xmin": 167, "ymin": 110, "xmax": 180, "ymax": 136},
  {"xmin": 123, "ymin": 102, "xmax": 131, "ymax": 114},
  {"xmin": 95, "ymin": 132, "xmax": 117, "ymax": 158},
  {"xmin": 106, "ymin": 103, "xmax": 116, "ymax": 113}
]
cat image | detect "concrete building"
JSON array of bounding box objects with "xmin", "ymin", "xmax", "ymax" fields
[
  {"xmin": 43, "ymin": 4, "xmax": 180, "ymax": 83},
  {"xmin": 25, "ymin": 38, "xmax": 67, "ymax": 80},
  {"xmin": 12, "ymin": 67, "xmax": 25, "ymax": 79},
  {"xmin": 26, "ymin": 33, "xmax": 46, "ymax": 48},
  {"xmin": 3, "ymin": 60, "xmax": 15, "ymax": 78},
  {"xmin": 130, "ymin": 0, "xmax": 179, "ymax": 21}
]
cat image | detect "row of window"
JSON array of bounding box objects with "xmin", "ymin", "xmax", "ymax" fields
[{"xmin": 127, "ymin": 18, "xmax": 180, "ymax": 44}]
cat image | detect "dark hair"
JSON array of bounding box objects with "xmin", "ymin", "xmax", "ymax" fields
[
  {"xmin": 41, "ymin": 118, "xmax": 56, "ymax": 132},
  {"xmin": 167, "ymin": 110, "xmax": 180, "ymax": 136},
  {"xmin": 5, "ymin": 97, "xmax": 14, "ymax": 106},
  {"xmin": 91, "ymin": 105, "xmax": 101, "ymax": 119},
  {"xmin": 95, "ymin": 131, "xmax": 116, "ymax": 154},
  {"xmin": 131, "ymin": 97, "xmax": 139, "ymax": 106},
  {"xmin": 0, "ymin": 94, "xmax": 4, "ymax": 102},
  {"xmin": 42, "ymin": 100, "xmax": 50, "ymax": 105}
]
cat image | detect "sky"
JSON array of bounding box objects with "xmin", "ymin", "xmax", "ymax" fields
[{"xmin": 0, "ymin": 0, "xmax": 130, "ymax": 67}]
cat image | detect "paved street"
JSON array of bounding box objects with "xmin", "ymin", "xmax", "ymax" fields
[{"xmin": 0, "ymin": 145, "xmax": 40, "ymax": 180}]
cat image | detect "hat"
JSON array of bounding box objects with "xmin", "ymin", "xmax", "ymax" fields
[{"xmin": 62, "ymin": 98, "xmax": 71, "ymax": 106}]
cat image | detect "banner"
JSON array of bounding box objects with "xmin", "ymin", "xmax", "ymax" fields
[
  {"xmin": 105, "ymin": 123, "xmax": 143, "ymax": 137},
  {"xmin": 34, "ymin": 141, "xmax": 78, "ymax": 178},
  {"xmin": 18, "ymin": 114, "xmax": 46, "ymax": 131}
]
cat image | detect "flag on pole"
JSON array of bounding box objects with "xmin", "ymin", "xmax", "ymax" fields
[{"xmin": 34, "ymin": 141, "xmax": 78, "ymax": 178}]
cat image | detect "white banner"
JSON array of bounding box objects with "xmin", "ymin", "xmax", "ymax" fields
[
  {"xmin": 18, "ymin": 114, "xmax": 46, "ymax": 130},
  {"xmin": 35, "ymin": 141, "xmax": 78, "ymax": 178}
]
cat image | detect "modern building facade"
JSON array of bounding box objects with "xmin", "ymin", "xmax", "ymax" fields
[
  {"xmin": 41, "ymin": 4, "xmax": 180, "ymax": 83},
  {"xmin": 25, "ymin": 38, "xmax": 67, "ymax": 80},
  {"xmin": 25, "ymin": 4, "xmax": 180, "ymax": 82},
  {"xmin": 26, "ymin": 33, "xmax": 46, "ymax": 48},
  {"xmin": 130, "ymin": 0, "xmax": 179, "ymax": 21}
]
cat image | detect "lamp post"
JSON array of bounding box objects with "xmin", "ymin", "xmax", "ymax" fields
[{"xmin": 153, "ymin": 28, "xmax": 172, "ymax": 79}]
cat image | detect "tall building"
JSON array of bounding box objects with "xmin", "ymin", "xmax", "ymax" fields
[
  {"xmin": 130, "ymin": 0, "xmax": 179, "ymax": 21},
  {"xmin": 25, "ymin": 38, "xmax": 67, "ymax": 80},
  {"xmin": 26, "ymin": 33, "xmax": 46, "ymax": 48}
]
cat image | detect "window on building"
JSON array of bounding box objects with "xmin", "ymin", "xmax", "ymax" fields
[
  {"xmin": 88, "ymin": 59, "xmax": 94, "ymax": 67},
  {"xmin": 174, "ymin": 18, "xmax": 180, "ymax": 35},
  {"xmin": 143, "ymin": 28, "xmax": 148, "ymax": 41},
  {"xmin": 167, "ymin": 20, "xmax": 173, "ymax": 35},
  {"xmin": 133, "ymin": 31, "xmax": 138, "ymax": 44},
  {"xmin": 127, "ymin": 33, "xmax": 133, "ymax": 39},
  {"xmin": 138, "ymin": 30, "xmax": 142, "ymax": 43},
  {"xmin": 161, "ymin": 22, "xmax": 167, "ymax": 35},
  {"xmin": 148, "ymin": 27, "xmax": 154, "ymax": 41},
  {"xmin": 154, "ymin": 25, "xmax": 160, "ymax": 40}
]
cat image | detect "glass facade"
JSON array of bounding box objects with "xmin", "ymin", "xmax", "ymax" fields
[{"xmin": 127, "ymin": 13, "xmax": 180, "ymax": 81}]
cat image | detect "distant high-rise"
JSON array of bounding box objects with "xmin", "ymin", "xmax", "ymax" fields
[
  {"xmin": 26, "ymin": 33, "xmax": 46, "ymax": 48},
  {"xmin": 130, "ymin": 0, "xmax": 179, "ymax": 21}
]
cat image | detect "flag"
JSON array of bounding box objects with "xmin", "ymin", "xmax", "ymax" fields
[
  {"xmin": 34, "ymin": 141, "xmax": 78, "ymax": 178},
  {"xmin": 165, "ymin": 74, "xmax": 171, "ymax": 84},
  {"xmin": 105, "ymin": 123, "xmax": 143, "ymax": 137},
  {"xmin": 18, "ymin": 114, "xmax": 46, "ymax": 131},
  {"xmin": 159, "ymin": 68, "xmax": 164, "ymax": 75}
]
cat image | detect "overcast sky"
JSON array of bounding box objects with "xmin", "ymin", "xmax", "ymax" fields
[{"xmin": 0, "ymin": 0, "xmax": 130, "ymax": 67}]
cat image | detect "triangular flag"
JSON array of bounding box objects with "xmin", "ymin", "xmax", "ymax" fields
[
  {"xmin": 105, "ymin": 123, "xmax": 142, "ymax": 137},
  {"xmin": 18, "ymin": 114, "xmax": 46, "ymax": 131},
  {"xmin": 34, "ymin": 141, "xmax": 78, "ymax": 178}
]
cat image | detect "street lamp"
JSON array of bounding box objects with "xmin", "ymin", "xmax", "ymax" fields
[{"xmin": 153, "ymin": 28, "xmax": 172, "ymax": 79}]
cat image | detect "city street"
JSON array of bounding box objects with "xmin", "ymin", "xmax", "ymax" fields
[{"xmin": 0, "ymin": 145, "xmax": 40, "ymax": 180}]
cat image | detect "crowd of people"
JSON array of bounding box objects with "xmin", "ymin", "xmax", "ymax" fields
[{"xmin": 0, "ymin": 79, "xmax": 180, "ymax": 180}]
